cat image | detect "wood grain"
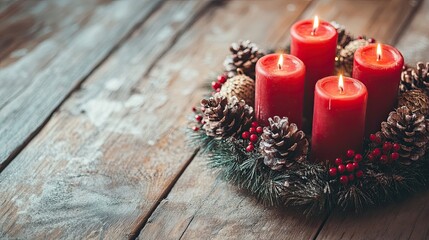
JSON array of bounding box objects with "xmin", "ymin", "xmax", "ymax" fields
[
  {"xmin": 139, "ymin": 0, "xmax": 423, "ymax": 239},
  {"xmin": 0, "ymin": 0, "xmax": 212, "ymax": 239},
  {"xmin": 0, "ymin": 0, "xmax": 163, "ymax": 170},
  {"xmin": 137, "ymin": 1, "xmax": 331, "ymax": 239},
  {"xmin": 316, "ymin": 1, "xmax": 429, "ymax": 239}
]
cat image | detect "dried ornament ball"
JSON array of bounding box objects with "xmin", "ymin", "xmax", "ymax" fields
[{"xmin": 219, "ymin": 70, "xmax": 255, "ymax": 107}]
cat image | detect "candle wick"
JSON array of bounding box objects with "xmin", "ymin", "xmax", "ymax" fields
[
  {"xmin": 278, "ymin": 63, "xmax": 282, "ymax": 70},
  {"xmin": 377, "ymin": 54, "xmax": 381, "ymax": 61},
  {"xmin": 339, "ymin": 86, "xmax": 344, "ymax": 94},
  {"xmin": 311, "ymin": 28, "xmax": 316, "ymax": 36}
]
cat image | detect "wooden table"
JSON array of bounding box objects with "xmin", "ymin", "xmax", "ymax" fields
[{"xmin": 1, "ymin": 0, "xmax": 428, "ymax": 239}]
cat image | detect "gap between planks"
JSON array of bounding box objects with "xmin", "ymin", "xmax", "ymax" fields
[{"xmin": 0, "ymin": 0, "xmax": 165, "ymax": 173}]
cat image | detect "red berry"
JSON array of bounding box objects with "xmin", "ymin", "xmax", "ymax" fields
[
  {"xmin": 250, "ymin": 134, "xmax": 258, "ymax": 143},
  {"xmin": 256, "ymin": 126, "xmax": 263, "ymax": 134},
  {"xmin": 393, "ymin": 143, "xmax": 400, "ymax": 152},
  {"xmin": 383, "ymin": 142, "xmax": 392, "ymax": 152},
  {"xmin": 338, "ymin": 164, "xmax": 346, "ymax": 174},
  {"xmin": 242, "ymin": 131, "xmax": 250, "ymax": 139},
  {"xmin": 357, "ymin": 35, "xmax": 363, "ymax": 40},
  {"xmin": 329, "ymin": 168, "xmax": 338, "ymax": 177},
  {"xmin": 348, "ymin": 174, "xmax": 355, "ymax": 182},
  {"xmin": 335, "ymin": 158, "xmax": 343, "ymax": 166},
  {"xmin": 251, "ymin": 121, "xmax": 259, "ymax": 128},
  {"xmin": 346, "ymin": 150, "xmax": 355, "ymax": 158},
  {"xmin": 195, "ymin": 115, "xmax": 202, "ymax": 122},
  {"xmin": 340, "ymin": 175, "xmax": 349, "ymax": 185},
  {"xmin": 354, "ymin": 154, "xmax": 362, "ymax": 162},
  {"xmin": 391, "ymin": 152, "xmax": 399, "ymax": 161},
  {"xmin": 355, "ymin": 170, "xmax": 364, "ymax": 178},
  {"xmin": 346, "ymin": 163, "xmax": 355, "ymax": 172},
  {"xmin": 211, "ymin": 81, "xmax": 221, "ymax": 90},
  {"xmin": 192, "ymin": 106, "xmax": 197, "ymax": 112},
  {"xmin": 192, "ymin": 126, "xmax": 199, "ymax": 131},
  {"xmin": 352, "ymin": 162, "xmax": 359, "ymax": 169},
  {"xmin": 380, "ymin": 155, "xmax": 388, "ymax": 164},
  {"xmin": 368, "ymin": 38, "xmax": 376, "ymax": 43},
  {"xmin": 368, "ymin": 153, "xmax": 375, "ymax": 161},
  {"xmin": 249, "ymin": 127, "xmax": 256, "ymax": 134},
  {"xmin": 217, "ymin": 75, "xmax": 227, "ymax": 84},
  {"xmin": 369, "ymin": 134, "xmax": 377, "ymax": 142},
  {"xmin": 246, "ymin": 144, "xmax": 254, "ymax": 152},
  {"xmin": 215, "ymin": 88, "xmax": 221, "ymax": 92},
  {"xmin": 372, "ymin": 148, "xmax": 381, "ymax": 157}
]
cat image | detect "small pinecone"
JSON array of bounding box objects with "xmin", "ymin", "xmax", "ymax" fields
[
  {"xmin": 335, "ymin": 39, "xmax": 369, "ymax": 76},
  {"xmin": 380, "ymin": 106, "xmax": 429, "ymax": 163},
  {"xmin": 399, "ymin": 62, "xmax": 429, "ymax": 94},
  {"xmin": 219, "ymin": 72, "xmax": 255, "ymax": 107},
  {"xmin": 398, "ymin": 89, "xmax": 429, "ymax": 117},
  {"xmin": 331, "ymin": 21, "xmax": 353, "ymax": 49},
  {"xmin": 224, "ymin": 40, "xmax": 265, "ymax": 79},
  {"xmin": 259, "ymin": 116, "xmax": 309, "ymax": 170},
  {"xmin": 200, "ymin": 94, "xmax": 253, "ymax": 139}
]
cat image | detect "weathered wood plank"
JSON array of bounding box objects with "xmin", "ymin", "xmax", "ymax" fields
[
  {"xmin": 0, "ymin": 0, "xmax": 212, "ymax": 239},
  {"xmin": 139, "ymin": 0, "xmax": 422, "ymax": 239},
  {"xmin": 396, "ymin": 0, "xmax": 429, "ymax": 63},
  {"xmin": 137, "ymin": 1, "xmax": 331, "ymax": 239},
  {"xmin": 0, "ymin": 0, "xmax": 163, "ymax": 170},
  {"xmin": 316, "ymin": 1, "xmax": 429, "ymax": 239}
]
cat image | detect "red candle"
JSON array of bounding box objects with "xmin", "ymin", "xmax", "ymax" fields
[
  {"xmin": 255, "ymin": 53, "xmax": 305, "ymax": 128},
  {"xmin": 290, "ymin": 16, "xmax": 338, "ymax": 128},
  {"xmin": 353, "ymin": 43, "xmax": 404, "ymax": 135},
  {"xmin": 312, "ymin": 75, "xmax": 368, "ymax": 162}
]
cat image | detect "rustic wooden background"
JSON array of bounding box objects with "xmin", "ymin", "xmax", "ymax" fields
[{"xmin": 0, "ymin": 0, "xmax": 428, "ymax": 239}]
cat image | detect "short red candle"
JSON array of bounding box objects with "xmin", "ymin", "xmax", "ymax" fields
[
  {"xmin": 255, "ymin": 53, "xmax": 305, "ymax": 128},
  {"xmin": 312, "ymin": 76, "xmax": 368, "ymax": 162},
  {"xmin": 290, "ymin": 18, "xmax": 338, "ymax": 127},
  {"xmin": 353, "ymin": 44, "xmax": 404, "ymax": 135}
]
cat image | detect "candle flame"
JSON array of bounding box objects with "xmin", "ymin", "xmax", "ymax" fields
[
  {"xmin": 338, "ymin": 74, "xmax": 344, "ymax": 94},
  {"xmin": 311, "ymin": 15, "xmax": 319, "ymax": 35},
  {"xmin": 376, "ymin": 43, "xmax": 382, "ymax": 61},
  {"xmin": 278, "ymin": 54, "xmax": 284, "ymax": 70}
]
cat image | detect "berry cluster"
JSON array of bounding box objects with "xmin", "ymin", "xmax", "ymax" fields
[
  {"xmin": 357, "ymin": 36, "xmax": 376, "ymax": 43},
  {"xmin": 368, "ymin": 134, "xmax": 400, "ymax": 164},
  {"xmin": 211, "ymin": 74, "xmax": 228, "ymax": 92},
  {"xmin": 241, "ymin": 121, "xmax": 263, "ymax": 152},
  {"xmin": 191, "ymin": 106, "xmax": 204, "ymax": 131},
  {"xmin": 329, "ymin": 150, "xmax": 364, "ymax": 185}
]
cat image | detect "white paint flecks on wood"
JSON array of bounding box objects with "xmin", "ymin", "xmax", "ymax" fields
[{"xmin": 0, "ymin": 0, "xmax": 212, "ymax": 239}]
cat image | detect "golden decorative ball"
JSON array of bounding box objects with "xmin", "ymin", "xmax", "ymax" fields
[{"xmin": 219, "ymin": 72, "xmax": 255, "ymax": 107}]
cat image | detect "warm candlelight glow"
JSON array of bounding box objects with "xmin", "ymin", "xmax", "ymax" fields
[
  {"xmin": 311, "ymin": 15, "xmax": 319, "ymax": 35},
  {"xmin": 338, "ymin": 74, "xmax": 344, "ymax": 94},
  {"xmin": 278, "ymin": 54, "xmax": 284, "ymax": 70},
  {"xmin": 376, "ymin": 44, "xmax": 382, "ymax": 61}
]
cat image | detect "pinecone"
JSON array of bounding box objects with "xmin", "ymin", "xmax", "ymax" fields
[
  {"xmin": 380, "ymin": 106, "xmax": 429, "ymax": 163},
  {"xmin": 398, "ymin": 89, "xmax": 429, "ymax": 117},
  {"xmin": 259, "ymin": 116, "xmax": 309, "ymax": 170},
  {"xmin": 335, "ymin": 39, "xmax": 369, "ymax": 76},
  {"xmin": 331, "ymin": 21, "xmax": 353, "ymax": 49},
  {"xmin": 219, "ymin": 72, "xmax": 255, "ymax": 107},
  {"xmin": 200, "ymin": 94, "xmax": 253, "ymax": 139},
  {"xmin": 224, "ymin": 40, "xmax": 265, "ymax": 79},
  {"xmin": 399, "ymin": 62, "xmax": 429, "ymax": 94}
]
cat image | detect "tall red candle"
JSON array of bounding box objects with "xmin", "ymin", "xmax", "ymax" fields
[
  {"xmin": 312, "ymin": 76, "xmax": 368, "ymax": 162},
  {"xmin": 290, "ymin": 17, "xmax": 338, "ymax": 128},
  {"xmin": 353, "ymin": 43, "xmax": 404, "ymax": 135},
  {"xmin": 255, "ymin": 53, "xmax": 305, "ymax": 128}
]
